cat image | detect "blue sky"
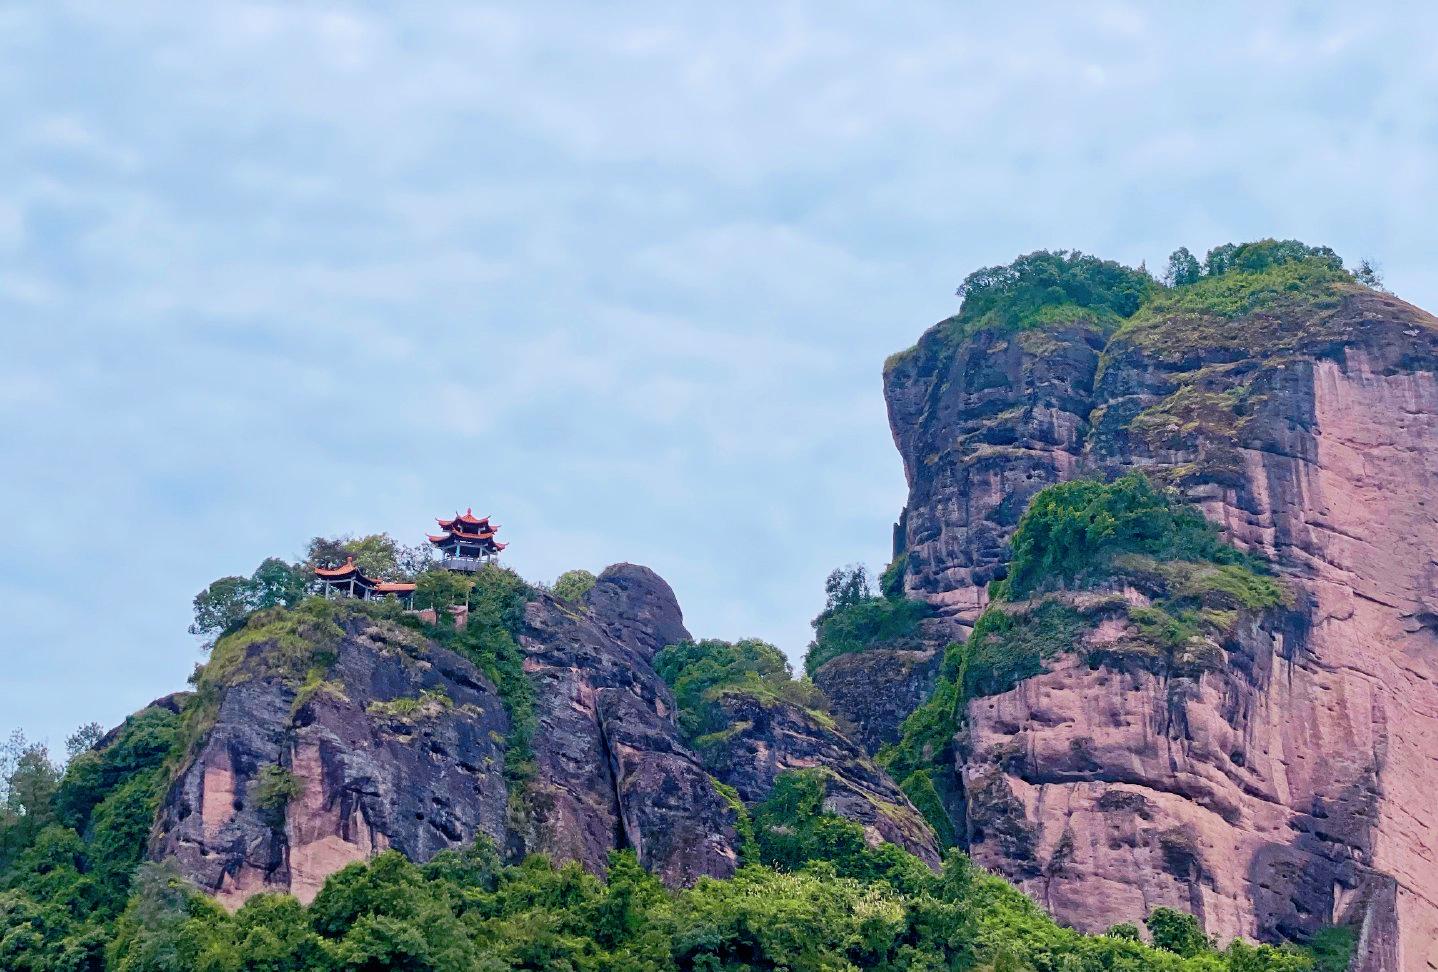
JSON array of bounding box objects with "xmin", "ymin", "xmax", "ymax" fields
[{"xmin": 3, "ymin": 3, "xmax": 1437, "ymax": 749}]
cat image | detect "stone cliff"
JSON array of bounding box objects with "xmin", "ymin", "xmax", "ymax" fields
[
  {"xmin": 154, "ymin": 564, "xmax": 743, "ymax": 904},
  {"xmin": 875, "ymin": 251, "xmax": 1438, "ymax": 971},
  {"xmin": 152, "ymin": 561, "xmax": 938, "ymax": 907}
]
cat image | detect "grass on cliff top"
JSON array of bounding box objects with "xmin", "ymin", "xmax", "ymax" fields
[
  {"xmin": 884, "ymin": 249, "xmax": 1154, "ymax": 372},
  {"xmin": 885, "ymin": 239, "xmax": 1375, "ymax": 376}
]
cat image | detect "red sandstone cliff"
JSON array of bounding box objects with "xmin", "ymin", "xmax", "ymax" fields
[{"xmin": 880, "ymin": 280, "xmax": 1438, "ymax": 971}]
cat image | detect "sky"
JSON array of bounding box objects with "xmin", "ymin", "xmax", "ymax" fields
[{"xmin": 3, "ymin": 2, "xmax": 1437, "ymax": 750}]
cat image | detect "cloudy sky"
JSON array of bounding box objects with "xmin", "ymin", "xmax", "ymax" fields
[{"xmin": 3, "ymin": 3, "xmax": 1437, "ymax": 749}]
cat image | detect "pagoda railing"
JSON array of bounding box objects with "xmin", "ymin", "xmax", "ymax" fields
[{"xmin": 441, "ymin": 554, "xmax": 494, "ymax": 573}]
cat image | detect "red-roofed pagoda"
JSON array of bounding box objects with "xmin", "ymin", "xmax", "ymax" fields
[
  {"xmin": 314, "ymin": 557, "xmax": 417, "ymax": 606},
  {"xmin": 429, "ymin": 508, "xmax": 507, "ymax": 572}
]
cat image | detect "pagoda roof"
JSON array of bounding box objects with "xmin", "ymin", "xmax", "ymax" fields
[
  {"xmin": 437, "ymin": 508, "xmax": 490, "ymax": 529},
  {"xmin": 314, "ymin": 557, "xmax": 364, "ymax": 579},
  {"xmin": 373, "ymin": 582, "xmax": 417, "ymax": 593},
  {"xmin": 428, "ymin": 528, "xmax": 501, "ymax": 543}
]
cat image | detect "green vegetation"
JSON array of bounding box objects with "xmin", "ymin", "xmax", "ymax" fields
[
  {"xmin": 958, "ymin": 600, "xmax": 1090, "ymax": 699},
  {"xmin": 190, "ymin": 533, "xmax": 437, "ymax": 639},
  {"xmin": 1308, "ymin": 925, "xmax": 1357, "ymax": 972},
  {"xmin": 190, "ymin": 557, "xmax": 310, "ymax": 639},
  {"xmin": 804, "ymin": 565, "xmax": 932, "ymax": 676},
  {"xmin": 409, "ymin": 564, "xmax": 537, "ymax": 785},
  {"xmin": 1, "ymin": 745, "xmax": 1326, "ymax": 970},
  {"xmin": 880, "ymin": 554, "xmax": 907, "ymax": 599},
  {"xmin": 1002, "ymin": 473, "xmax": 1262, "ymax": 598},
  {"xmin": 253, "ymin": 765, "xmax": 302, "ymax": 824},
  {"xmin": 1, "ymin": 704, "xmax": 185, "ymax": 968},
  {"xmin": 948, "ymin": 250, "xmax": 1157, "ymax": 340},
  {"xmin": 654, "ymin": 638, "xmax": 831, "ymax": 749},
  {"xmin": 366, "ymin": 689, "xmax": 454, "ymax": 721},
  {"xmin": 305, "ymin": 533, "xmax": 431, "ymax": 582},
  {"xmin": 552, "ymin": 569, "xmax": 599, "ymax": 602},
  {"xmin": 882, "ymin": 475, "xmax": 1285, "ymax": 844}
]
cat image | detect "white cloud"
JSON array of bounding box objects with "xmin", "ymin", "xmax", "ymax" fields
[{"xmin": 3, "ymin": 1, "xmax": 1438, "ymax": 743}]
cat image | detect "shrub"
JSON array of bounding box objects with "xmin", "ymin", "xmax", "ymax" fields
[
  {"xmin": 252, "ymin": 765, "xmax": 301, "ymax": 824},
  {"xmin": 952, "ymin": 250, "xmax": 1157, "ymax": 337},
  {"xmin": 1147, "ymin": 906, "xmax": 1211, "ymax": 957},
  {"xmin": 655, "ymin": 638, "xmax": 828, "ymax": 744},
  {"xmin": 805, "ymin": 595, "xmax": 931, "ymax": 675},
  {"xmin": 1005, "ymin": 472, "xmax": 1249, "ymax": 597},
  {"xmin": 552, "ymin": 569, "xmax": 598, "ymax": 602}
]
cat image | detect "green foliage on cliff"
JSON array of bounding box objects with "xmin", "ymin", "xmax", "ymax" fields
[
  {"xmin": 552, "ymin": 568, "xmax": 598, "ymax": 602},
  {"xmin": 958, "ymin": 600, "xmax": 1091, "ymax": 698},
  {"xmin": 655, "ymin": 638, "xmax": 830, "ymax": 746},
  {"xmin": 889, "ymin": 239, "xmax": 1377, "ymax": 386},
  {"xmin": 253, "ymin": 765, "xmax": 302, "ymax": 823},
  {"xmin": 1002, "ymin": 473, "xmax": 1259, "ymax": 598},
  {"xmin": 805, "ymin": 596, "xmax": 932, "ymax": 676},
  {"xmin": 418, "ymin": 563, "xmax": 537, "ymax": 784},
  {"xmin": 2, "ymin": 712, "xmax": 1329, "ymax": 972},
  {"xmin": 951, "ymin": 250, "xmax": 1157, "ymax": 338},
  {"xmin": 803, "ymin": 564, "xmax": 933, "ymax": 676}
]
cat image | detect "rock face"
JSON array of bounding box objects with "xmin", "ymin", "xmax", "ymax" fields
[
  {"xmin": 701, "ymin": 688, "xmax": 942, "ymax": 866},
  {"xmin": 517, "ymin": 564, "xmax": 741, "ymax": 886},
  {"xmin": 880, "ymin": 285, "xmax": 1438, "ymax": 970},
  {"xmin": 812, "ymin": 642, "xmax": 942, "ymax": 755},
  {"xmin": 155, "ymin": 564, "xmax": 743, "ymax": 906},
  {"xmin": 154, "ymin": 616, "xmax": 513, "ymax": 907}
]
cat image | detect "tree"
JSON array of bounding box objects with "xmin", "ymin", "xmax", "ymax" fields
[
  {"xmin": 191, "ymin": 559, "xmax": 311, "ymax": 639},
  {"xmin": 414, "ymin": 567, "xmax": 473, "ymax": 612},
  {"xmin": 1354, "ymin": 259, "xmax": 1385, "ymax": 290},
  {"xmin": 552, "ymin": 569, "xmax": 597, "ymax": 602},
  {"xmin": 0, "ymin": 733, "xmax": 60, "ymax": 868},
  {"xmin": 305, "ymin": 535, "xmax": 353, "ymax": 569},
  {"xmin": 65, "ymin": 723, "xmax": 104, "ymax": 760},
  {"xmin": 248, "ymin": 558, "xmax": 309, "ymax": 612},
  {"xmin": 306, "ymin": 533, "xmax": 418, "ymax": 581},
  {"xmin": 1147, "ymin": 906, "xmax": 1210, "ymax": 957},
  {"xmin": 822, "ymin": 564, "xmax": 872, "ymax": 616},
  {"xmin": 188, "ymin": 575, "xmax": 253, "ymax": 638},
  {"xmin": 1164, "ymin": 247, "xmax": 1201, "ymax": 287}
]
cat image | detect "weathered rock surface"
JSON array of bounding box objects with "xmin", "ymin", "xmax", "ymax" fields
[
  {"xmin": 154, "ymin": 616, "xmax": 512, "ymax": 907},
  {"xmin": 813, "ymin": 640, "xmax": 942, "ymax": 755},
  {"xmin": 879, "ymin": 286, "xmax": 1438, "ymax": 970},
  {"xmin": 155, "ymin": 564, "xmax": 744, "ymax": 905},
  {"xmin": 517, "ymin": 566, "xmax": 742, "ymax": 886},
  {"xmin": 701, "ymin": 689, "xmax": 941, "ymax": 866}
]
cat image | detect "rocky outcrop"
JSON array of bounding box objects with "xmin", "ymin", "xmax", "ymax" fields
[
  {"xmin": 812, "ymin": 642, "xmax": 942, "ymax": 755},
  {"xmin": 581, "ymin": 563, "xmax": 692, "ymax": 662},
  {"xmin": 517, "ymin": 567, "xmax": 741, "ymax": 886},
  {"xmin": 880, "ymin": 283, "xmax": 1438, "ymax": 970},
  {"xmin": 154, "ymin": 615, "xmax": 512, "ymax": 907},
  {"xmin": 155, "ymin": 565, "xmax": 744, "ymax": 906},
  {"xmin": 884, "ymin": 318, "xmax": 1108, "ymax": 628},
  {"xmin": 699, "ymin": 689, "xmax": 941, "ymax": 866}
]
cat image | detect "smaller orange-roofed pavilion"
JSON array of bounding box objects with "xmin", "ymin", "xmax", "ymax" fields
[
  {"xmin": 429, "ymin": 507, "xmax": 507, "ymax": 572},
  {"xmin": 314, "ymin": 557, "xmax": 417, "ymax": 606}
]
